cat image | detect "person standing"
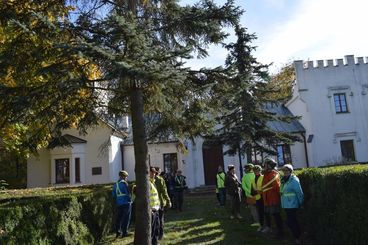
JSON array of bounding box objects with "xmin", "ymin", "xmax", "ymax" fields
[
  {"xmin": 225, "ymin": 164, "xmax": 242, "ymax": 219},
  {"xmin": 253, "ymin": 165, "xmax": 265, "ymax": 232},
  {"xmin": 280, "ymin": 164, "xmax": 304, "ymax": 245},
  {"xmin": 242, "ymin": 163, "xmax": 259, "ymax": 226},
  {"xmin": 149, "ymin": 167, "xmax": 162, "ymax": 245},
  {"xmin": 216, "ymin": 166, "xmax": 226, "ymax": 206},
  {"xmin": 261, "ymin": 158, "xmax": 284, "ymax": 238},
  {"xmin": 112, "ymin": 170, "xmax": 132, "ymax": 238},
  {"xmin": 153, "ymin": 166, "xmax": 172, "ymax": 240},
  {"xmin": 173, "ymin": 170, "xmax": 187, "ymax": 212}
]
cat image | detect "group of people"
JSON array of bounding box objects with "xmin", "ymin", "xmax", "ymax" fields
[
  {"xmin": 216, "ymin": 158, "xmax": 304, "ymax": 244},
  {"xmin": 111, "ymin": 167, "xmax": 187, "ymax": 245}
]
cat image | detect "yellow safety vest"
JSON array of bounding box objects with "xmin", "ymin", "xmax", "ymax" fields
[
  {"xmin": 150, "ymin": 181, "xmax": 160, "ymax": 211},
  {"xmin": 216, "ymin": 172, "xmax": 226, "ymax": 188},
  {"xmin": 253, "ymin": 175, "xmax": 264, "ymax": 200}
]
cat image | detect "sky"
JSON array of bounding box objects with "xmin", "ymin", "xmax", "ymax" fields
[{"xmin": 182, "ymin": 0, "xmax": 368, "ymax": 73}]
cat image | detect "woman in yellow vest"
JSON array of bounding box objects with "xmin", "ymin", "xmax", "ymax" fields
[{"xmin": 253, "ymin": 165, "xmax": 264, "ymax": 231}]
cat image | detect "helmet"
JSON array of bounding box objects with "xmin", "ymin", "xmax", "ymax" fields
[
  {"xmin": 244, "ymin": 163, "xmax": 254, "ymax": 170},
  {"xmin": 253, "ymin": 165, "xmax": 262, "ymax": 172},
  {"xmin": 281, "ymin": 164, "xmax": 294, "ymax": 172},
  {"xmin": 264, "ymin": 158, "xmax": 277, "ymax": 168},
  {"xmin": 119, "ymin": 170, "xmax": 129, "ymax": 177}
]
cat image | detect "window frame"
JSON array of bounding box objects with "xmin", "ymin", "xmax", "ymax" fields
[
  {"xmin": 55, "ymin": 158, "xmax": 70, "ymax": 184},
  {"xmin": 333, "ymin": 93, "xmax": 349, "ymax": 113},
  {"xmin": 163, "ymin": 153, "xmax": 178, "ymax": 174},
  {"xmin": 276, "ymin": 144, "xmax": 292, "ymax": 166}
]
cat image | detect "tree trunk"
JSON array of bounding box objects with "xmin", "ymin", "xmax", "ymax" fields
[{"xmin": 130, "ymin": 86, "xmax": 151, "ymax": 245}]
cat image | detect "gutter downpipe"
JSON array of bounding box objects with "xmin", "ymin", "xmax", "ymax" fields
[{"xmin": 301, "ymin": 133, "xmax": 309, "ymax": 168}]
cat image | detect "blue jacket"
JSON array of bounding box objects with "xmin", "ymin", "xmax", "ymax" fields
[
  {"xmin": 112, "ymin": 179, "xmax": 131, "ymax": 206},
  {"xmin": 280, "ymin": 174, "xmax": 304, "ymax": 209}
]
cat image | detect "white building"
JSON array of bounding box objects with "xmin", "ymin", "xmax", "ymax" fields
[
  {"xmin": 286, "ymin": 55, "xmax": 368, "ymax": 166},
  {"xmin": 27, "ymin": 120, "xmax": 126, "ymax": 188}
]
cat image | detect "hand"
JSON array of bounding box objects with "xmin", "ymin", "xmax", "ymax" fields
[{"xmin": 165, "ymin": 202, "xmax": 172, "ymax": 209}]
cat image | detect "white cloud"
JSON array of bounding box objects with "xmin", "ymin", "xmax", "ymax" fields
[{"xmin": 255, "ymin": 0, "xmax": 368, "ymax": 72}]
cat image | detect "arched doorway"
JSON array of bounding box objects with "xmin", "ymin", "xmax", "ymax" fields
[{"xmin": 202, "ymin": 141, "xmax": 224, "ymax": 185}]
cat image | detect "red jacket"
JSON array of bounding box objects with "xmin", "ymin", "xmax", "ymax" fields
[{"xmin": 262, "ymin": 169, "xmax": 281, "ymax": 206}]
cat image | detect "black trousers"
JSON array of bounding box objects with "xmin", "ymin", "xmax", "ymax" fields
[
  {"xmin": 174, "ymin": 190, "xmax": 184, "ymax": 211},
  {"xmin": 158, "ymin": 208, "xmax": 165, "ymax": 240},
  {"xmin": 256, "ymin": 199, "xmax": 264, "ymax": 227},
  {"xmin": 151, "ymin": 210, "xmax": 160, "ymax": 245},
  {"xmin": 284, "ymin": 208, "xmax": 301, "ymax": 239},
  {"xmin": 264, "ymin": 209, "xmax": 283, "ymax": 235}
]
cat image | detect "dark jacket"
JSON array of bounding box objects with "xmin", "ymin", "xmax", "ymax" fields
[{"xmin": 225, "ymin": 172, "xmax": 241, "ymax": 196}]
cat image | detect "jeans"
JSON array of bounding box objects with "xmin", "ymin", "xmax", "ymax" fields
[
  {"xmin": 218, "ymin": 188, "xmax": 226, "ymax": 206},
  {"xmin": 115, "ymin": 203, "xmax": 132, "ymax": 236}
]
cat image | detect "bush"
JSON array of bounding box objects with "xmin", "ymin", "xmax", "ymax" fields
[
  {"xmin": 295, "ymin": 164, "xmax": 368, "ymax": 245},
  {"xmin": 0, "ymin": 185, "xmax": 115, "ymax": 244}
]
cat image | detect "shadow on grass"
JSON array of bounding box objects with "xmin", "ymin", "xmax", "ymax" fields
[{"xmin": 101, "ymin": 194, "xmax": 308, "ymax": 245}]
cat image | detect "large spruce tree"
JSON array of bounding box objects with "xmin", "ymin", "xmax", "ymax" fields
[{"xmin": 212, "ymin": 25, "xmax": 300, "ymax": 171}]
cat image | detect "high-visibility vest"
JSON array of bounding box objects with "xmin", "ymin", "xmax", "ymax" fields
[
  {"xmin": 115, "ymin": 180, "xmax": 128, "ymax": 197},
  {"xmin": 150, "ymin": 181, "xmax": 160, "ymax": 211},
  {"xmin": 216, "ymin": 172, "xmax": 226, "ymax": 188},
  {"xmin": 253, "ymin": 175, "xmax": 264, "ymax": 200}
]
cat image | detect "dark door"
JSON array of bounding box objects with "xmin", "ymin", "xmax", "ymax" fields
[
  {"xmin": 202, "ymin": 142, "xmax": 224, "ymax": 185},
  {"xmin": 340, "ymin": 140, "xmax": 356, "ymax": 162}
]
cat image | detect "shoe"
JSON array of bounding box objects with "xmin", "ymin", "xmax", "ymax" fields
[
  {"xmin": 294, "ymin": 239, "xmax": 301, "ymax": 245},
  {"xmin": 236, "ymin": 214, "xmax": 243, "ymax": 219},
  {"xmin": 230, "ymin": 215, "xmax": 235, "ymax": 219},
  {"xmin": 261, "ymin": 226, "xmax": 271, "ymax": 233},
  {"xmin": 257, "ymin": 226, "xmax": 263, "ymax": 232},
  {"xmin": 115, "ymin": 233, "xmax": 121, "ymax": 238},
  {"xmin": 251, "ymin": 222, "xmax": 260, "ymax": 227},
  {"xmin": 121, "ymin": 233, "xmax": 131, "ymax": 238}
]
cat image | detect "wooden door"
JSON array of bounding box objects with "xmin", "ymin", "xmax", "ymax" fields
[{"xmin": 202, "ymin": 142, "xmax": 224, "ymax": 185}]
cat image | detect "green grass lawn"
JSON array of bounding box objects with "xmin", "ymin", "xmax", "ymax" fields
[{"xmin": 101, "ymin": 194, "xmax": 300, "ymax": 245}]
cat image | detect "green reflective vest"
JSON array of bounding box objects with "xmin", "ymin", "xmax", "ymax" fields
[{"xmin": 216, "ymin": 172, "xmax": 226, "ymax": 188}]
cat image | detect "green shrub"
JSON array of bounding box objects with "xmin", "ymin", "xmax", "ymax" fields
[
  {"xmin": 296, "ymin": 164, "xmax": 368, "ymax": 245},
  {"xmin": 0, "ymin": 185, "xmax": 114, "ymax": 244}
]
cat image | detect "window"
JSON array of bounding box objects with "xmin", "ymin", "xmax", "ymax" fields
[
  {"xmin": 55, "ymin": 158, "xmax": 70, "ymax": 184},
  {"xmin": 75, "ymin": 158, "xmax": 80, "ymax": 183},
  {"xmin": 334, "ymin": 93, "xmax": 348, "ymax": 113},
  {"xmin": 92, "ymin": 167, "xmax": 102, "ymax": 175},
  {"xmin": 340, "ymin": 140, "xmax": 355, "ymax": 162},
  {"xmin": 163, "ymin": 153, "xmax": 178, "ymax": 174},
  {"xmin": 276, "ymin": 144, "xmax": 292, "ymax": 166}
]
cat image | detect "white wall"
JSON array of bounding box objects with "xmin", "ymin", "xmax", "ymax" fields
[
  {"xmin": 27, "ymin": 149, "xmax": 51, "ymax": 188},
  {"xmin": 291, "ymin": 55, "xmax": 368, "ymax": 166},
  {"xmin": 109, "ymin": 135, "xmax": 124, "ymax": 182},
  {"xmin": 122, "ymin": 142, "xmax": 182, "ymax": 182}
]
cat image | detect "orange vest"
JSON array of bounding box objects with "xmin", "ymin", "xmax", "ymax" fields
[{"xmin": 262, "ymin": 170, "xmax": 281, "ymax": 206}]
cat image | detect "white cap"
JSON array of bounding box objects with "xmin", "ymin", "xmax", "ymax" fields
[{"xmin": 282, "ymin": 164, "xmax": 293, "ymax": 171}]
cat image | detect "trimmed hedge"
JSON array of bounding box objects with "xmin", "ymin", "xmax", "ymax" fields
[
  {"xmin": 0, "ymin": 185, "xmax": 114, "ymax": 244},
  {"xmin": 296, "ymin": 164, "xmax": 368, "ymax": 245}
]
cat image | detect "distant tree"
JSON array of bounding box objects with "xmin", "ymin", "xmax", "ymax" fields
[{"xmin": 266, "ymin": 62, "xmax": 295, "ymax": 101}]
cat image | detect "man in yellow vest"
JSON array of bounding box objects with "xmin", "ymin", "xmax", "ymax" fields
[
  {"xmin": 112, "ymin": 170, "xmax": 132, "ymax": 238},
  {"xmin": 149, "ymin": 167, "xmax": 161, "ymax": 245},
  {"xmin": 153, "ymin": 167, "xmax": 172, "ymax": 240},
  {"xmin": 216, "ymin": 166, "xmax": 226, "ymax": 206},
  {"xmin": 242, "ymin": 163, "xmax": 260, "ymax": 227}
]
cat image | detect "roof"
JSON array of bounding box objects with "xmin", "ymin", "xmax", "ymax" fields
[
  {"xmin": 48, "ymin": 134, "xmax": 87, "ymax": 148},
  {"xmin": 62, "ymin": 134, "xmax": 87, "ymax": 143},
  {"xmin": 265, "ymin": 103, "xmax": 305, "ymax": 133}
]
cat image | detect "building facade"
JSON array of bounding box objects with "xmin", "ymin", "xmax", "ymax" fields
[{"xmin": 287, "ymin": 55, "xmax": 368, "ymax": 166}]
